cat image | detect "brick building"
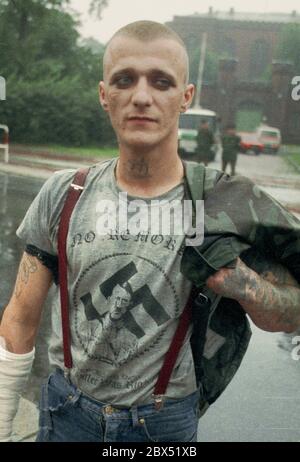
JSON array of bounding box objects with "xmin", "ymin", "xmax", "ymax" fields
[{"xmin": 167, "ymin": 8, "xmax": 300, "ymax": 144}]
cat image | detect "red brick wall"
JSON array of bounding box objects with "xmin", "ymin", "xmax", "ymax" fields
[{"xmin": 168, "ymin": 17, "xmax": 282, "ymax": 80}]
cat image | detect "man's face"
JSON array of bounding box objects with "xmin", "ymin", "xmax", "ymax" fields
[
  {"xmin": 99, "ymin": 36, "xmax": 194, "ymax": 150},
  {"xmin": 110, "ymin": 285, "xmax": 131, "ymax": 320}
]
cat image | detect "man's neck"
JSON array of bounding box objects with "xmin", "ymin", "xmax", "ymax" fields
[{"xmin": 115, "ymin": 143, "xmax": 184, "ymax": 198}]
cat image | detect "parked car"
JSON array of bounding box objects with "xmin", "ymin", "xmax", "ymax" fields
[
  {"xmin": 256, "ymin": 125, "xmax": 281, "ymax": 154},
  {"xmin": 238, "ymin": 131, "xmax": 264, "ymax": 155}
]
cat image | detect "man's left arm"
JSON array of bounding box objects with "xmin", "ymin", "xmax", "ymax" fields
[{"xmin": 206, "ymin": 258, "xmax": 300, "ymax": 333}]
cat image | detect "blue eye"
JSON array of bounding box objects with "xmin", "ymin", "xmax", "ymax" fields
[
  {"xmin": 155, "ymin": 79, "xmax": 171, "ymax": 89},
  {"xmin": 115, "ymin": 76, "xmax": 133, "ymax": 87}
]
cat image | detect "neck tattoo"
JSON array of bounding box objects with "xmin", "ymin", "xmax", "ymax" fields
[{"xmin": 126, "ymin": 159, "xmax": 150, "ymax": 179}]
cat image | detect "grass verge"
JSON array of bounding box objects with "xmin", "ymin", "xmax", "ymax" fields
[
  {"xmin": 11, "ymin": 143, "xmax": 118, "ymax": 159},
  {"xmin": 284, "ymin": 145, "xmax": 300, "ymax": 168}
]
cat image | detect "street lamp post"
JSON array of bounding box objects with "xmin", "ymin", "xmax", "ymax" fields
[
  {"xmin": 194, "ymin": 32, "xmax": 208, "ymax": 108},
  {"xmin": 0, "ymin": 125, "xmax": 9, "ymax": 163}
]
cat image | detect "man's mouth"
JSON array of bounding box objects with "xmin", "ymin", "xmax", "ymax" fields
[{"xmin": 128, "ymin": 116, "xmax": 157, "ymax": 123}]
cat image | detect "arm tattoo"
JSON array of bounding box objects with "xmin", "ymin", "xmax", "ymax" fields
[
  {"xmin": 239, "ymin": 262, "xmax": 300, "ymax": 332},
  {"xmin": 14, "ymin": 254, "xmax": 38, "ymax": 299},
  {"xmin": 209, "ymin": 258, "xmax": 300, "ymax": 332},
  {"xmin": 259, "ymin": 260, "xmax": 298, "ymax": 286}
]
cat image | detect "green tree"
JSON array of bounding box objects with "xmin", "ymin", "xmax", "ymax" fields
[
  {"xmin": 89, "ymin": 0, "xmax": 109, "ymax": 19},
  {"xmin": 0, "ymin": 0, "xmax": 108, "ymax": 77},
  {"xmin": 0, "ymin": 0, "xmax": 114, "ymax": 146}
]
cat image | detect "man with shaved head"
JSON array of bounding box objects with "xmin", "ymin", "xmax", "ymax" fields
[{"xmin": 1, "ymin": 20, "xmax": 300, "ymax": 443}]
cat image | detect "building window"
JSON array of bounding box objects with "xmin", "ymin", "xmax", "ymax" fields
[
  {"xmin": 220, "ymin": 37, "xmax": 236, "ymax": 58},
  {"xmin": 288, "ymin": 113, "xmax": 300, "ymax": 133},
  {"xmin": 249, "ymin": 40, "xmax": 269, "ymax": 80}
]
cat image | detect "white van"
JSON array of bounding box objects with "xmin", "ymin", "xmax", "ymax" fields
[
  {"xmin": 256, "ymin": 125, "xmax": 281, "ymax": 154},
  {"xmin": 178, "ymin": 108, "xmax": 219, "ymax": 160}
]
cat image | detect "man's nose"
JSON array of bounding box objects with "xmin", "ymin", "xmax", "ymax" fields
[{"xmin": 131, "ymin": 77, "xmax": 152, "ymax": 107}]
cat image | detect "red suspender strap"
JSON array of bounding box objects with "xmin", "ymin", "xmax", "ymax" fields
[
  {"xmin": 153, "ymin": 285, "xmax": 199, "ymax": 409},
  {"xmin": 57, "ymin": 168, "xmax": 90, "ymax": 373}
]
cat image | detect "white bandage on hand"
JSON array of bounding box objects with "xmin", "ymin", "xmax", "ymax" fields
[{"xmin": 0, "ymin": 339, "xmax": 35, "ymax": 442}]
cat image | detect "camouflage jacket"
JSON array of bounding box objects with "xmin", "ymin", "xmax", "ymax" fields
[
  {"xmin": 182, "ymin": 161, "xmax": 300, "ymax": 285},
  {"xmin": 181, "ymin": 161, "xmax": 300, "ymax": 415}
]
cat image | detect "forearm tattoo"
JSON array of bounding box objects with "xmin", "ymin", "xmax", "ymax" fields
[
  {"xmin": 240, "ymin": 260, "xmax": 300, "ymax": 331},
  {"xmin": 14, "ymin": 254, "xmax": 38, "ymax": 299},
  {"xmin": 208, "ymin": 258, "xmax": 300, "ymax": 331},
  {"xmin": 259, "ymin": 260, "xmax": 298, "ymax": 286}
]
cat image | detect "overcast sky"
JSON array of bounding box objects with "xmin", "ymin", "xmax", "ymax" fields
[{"xmin": 70, "ymin": 0, "xmax": 300, "ymax": 43}]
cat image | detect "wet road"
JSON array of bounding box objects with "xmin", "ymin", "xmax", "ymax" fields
[
  {"xmin": 0, "ymin": 174, "xmax": 44, "ymax": 310},
  {"xmin": 200, "ymin": 323, "xmax": 300, "ymax": 442},
  {"xmin": 211, "ymin": 151, "xmax": 300, "ymax": 217},
  {"xmin": 1, "ymin": 151, "xmax": 300, "ymax": 441}
]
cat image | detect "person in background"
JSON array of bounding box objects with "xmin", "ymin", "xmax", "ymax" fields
[
  {"xmin": 221, "ymin": 124, "xmax": 241, "ymax": 176},
  {"xmin": 196, "ymin": 120, "xmax": 214, "ymax": 166}
]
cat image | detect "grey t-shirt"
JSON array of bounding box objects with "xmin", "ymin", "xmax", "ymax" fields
[{"xmin": 17, "ymin": 159, "xmax": 197, "ymax": 407}]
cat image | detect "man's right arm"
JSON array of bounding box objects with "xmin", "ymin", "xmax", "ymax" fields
[
  {"xmin": 0, "ymin": 251, "xmax": 53, "ymax": 353},
  {"xmin": 0, "ymin": 251, "xmax": 53, "ymax": 441}
]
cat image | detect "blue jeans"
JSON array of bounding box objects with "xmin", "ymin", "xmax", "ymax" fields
[{"xmin": 36, "ymin": 369, "xmax": 200, "ymax": 442}]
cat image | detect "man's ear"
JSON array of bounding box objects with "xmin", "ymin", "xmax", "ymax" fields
[
  {"xmin": 99, "ymin": 81, "xmax": 108, "ymax": 112},
  {"xmin": 181, "ymin": 84, "xmax": 195, "ymax": 113}
]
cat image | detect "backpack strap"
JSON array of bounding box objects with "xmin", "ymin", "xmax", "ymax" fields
[
  {"xmin": 152, "ymin": 161, "xmax": 207, "ymax": 409},
  {"xmin": 57, "ymin": 167, "xmax": 90, "ymax": 377},
  {"xmin": 182, "ymin": 161, "xmax": 206, "ymax": 228},
  {"xmin": 153, "ymin": 286, "xmax": 199, "ymax": 409},
  {"xmin": 152, "ymin": 287, "xmax": 216, "ymax": 409}
]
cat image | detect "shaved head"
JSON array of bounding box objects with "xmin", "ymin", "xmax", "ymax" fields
[
  {"xmin": 107, "ymin": 20, "xmax": 187, "ymax": 48},
  {"xmin": 103, "ymin": 20, "xmax": 189, "ymax": 83}
]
